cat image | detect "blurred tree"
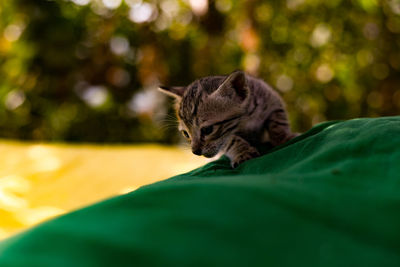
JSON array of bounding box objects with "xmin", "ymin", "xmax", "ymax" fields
[{"xmin": 0, "ymin": 0, "xmax": 399, "ymax": 143}]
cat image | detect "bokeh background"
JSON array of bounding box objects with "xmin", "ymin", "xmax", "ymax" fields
[
  {"xmin": 1, "ymin": 0, "xmax": 400, "ymax": 142},
  {"xmin": 0, "ymin": 0, "xmax": 400, "ymax": 239}
]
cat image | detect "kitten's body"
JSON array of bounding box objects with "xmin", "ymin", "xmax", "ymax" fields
[{"xmin": 160, "ymin": 70, "xmax": 297, "ymax": 168}]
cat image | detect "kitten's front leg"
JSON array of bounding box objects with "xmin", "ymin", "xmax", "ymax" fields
[{"xmin": 225, "ymin": 135, "xmax": 260, "ymax": 168}]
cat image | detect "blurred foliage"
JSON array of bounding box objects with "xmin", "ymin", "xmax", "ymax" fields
[{"xmin": 0, "ymin": 0, "xmax": 399, "ymax": 143}]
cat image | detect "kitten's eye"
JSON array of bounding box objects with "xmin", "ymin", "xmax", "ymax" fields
[
  {"xmin": 181, "ymin": 130, "xmax": 190, "ymax": 139},
  {"xmin": 201, "ymin": 125, "xmax": 214, "ymax": 136}
]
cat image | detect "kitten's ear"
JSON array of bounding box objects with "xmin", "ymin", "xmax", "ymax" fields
[
  {"xmin": 158, "ymin": 86, "xmax": 186, "ymax": 99},
  {"xmin": 212, "ymin": 70, "xmax": 248, "ymax": 101}
]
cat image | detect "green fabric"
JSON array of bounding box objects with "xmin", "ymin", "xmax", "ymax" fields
[{"xmin": 1, "ymin": 117, "xmax": 400, "ymax": 267}]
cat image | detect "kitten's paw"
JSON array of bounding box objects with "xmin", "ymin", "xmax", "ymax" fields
[{"xmin": 230, "ymin": 149, "xmax": 260, "ymax": 168}]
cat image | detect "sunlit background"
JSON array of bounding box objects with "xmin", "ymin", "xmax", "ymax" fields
[
  {"xmin": 0, "ymin": 0, "xmax": 400, "ymax": 239},
  {"xmin": 0, "ymin": 141, "xmax": 206, "ymax": 239}
]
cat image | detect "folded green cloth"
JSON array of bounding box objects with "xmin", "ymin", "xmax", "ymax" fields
[{"xmin": 1, "ymin": 117, "xmax": 399, "ymax": 267}]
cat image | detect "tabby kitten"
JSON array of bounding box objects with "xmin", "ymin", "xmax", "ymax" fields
[{"xmin": 159, "ymin": 70, "xmax": 297, "ymax": 168}]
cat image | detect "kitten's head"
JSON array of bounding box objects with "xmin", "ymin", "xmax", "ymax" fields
[{"xmin": 159, "ymin": 70, "xmax": 249, "ymax": 158}]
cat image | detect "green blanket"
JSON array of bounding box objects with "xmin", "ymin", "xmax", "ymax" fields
[{"xmin": 0, "ymin": 117, "xmax": 399, "ymax": 266}]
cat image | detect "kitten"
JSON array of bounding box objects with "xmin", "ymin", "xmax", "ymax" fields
[{"xmin": 159, "ymin": 70, "xmax": 297, "ymax": 168}]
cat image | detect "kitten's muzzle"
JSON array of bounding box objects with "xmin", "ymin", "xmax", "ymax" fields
[{"xmin": 192, "ymin": 148, "xmax": 202, "ymax": 156}]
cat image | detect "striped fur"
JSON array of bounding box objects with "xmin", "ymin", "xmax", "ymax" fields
[{"xmin": 159, "ymin": 70, "xmax": 297, "ymax": 168}]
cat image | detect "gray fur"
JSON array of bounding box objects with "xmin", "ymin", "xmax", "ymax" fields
[{"xmin": 159, "ymin": 70, "xmax": 297, "ymax": 168}]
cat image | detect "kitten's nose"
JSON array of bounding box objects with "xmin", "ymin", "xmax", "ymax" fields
[{"xmin": 192, "ymin": 148, "xmax": 202, "ymax": 155}]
